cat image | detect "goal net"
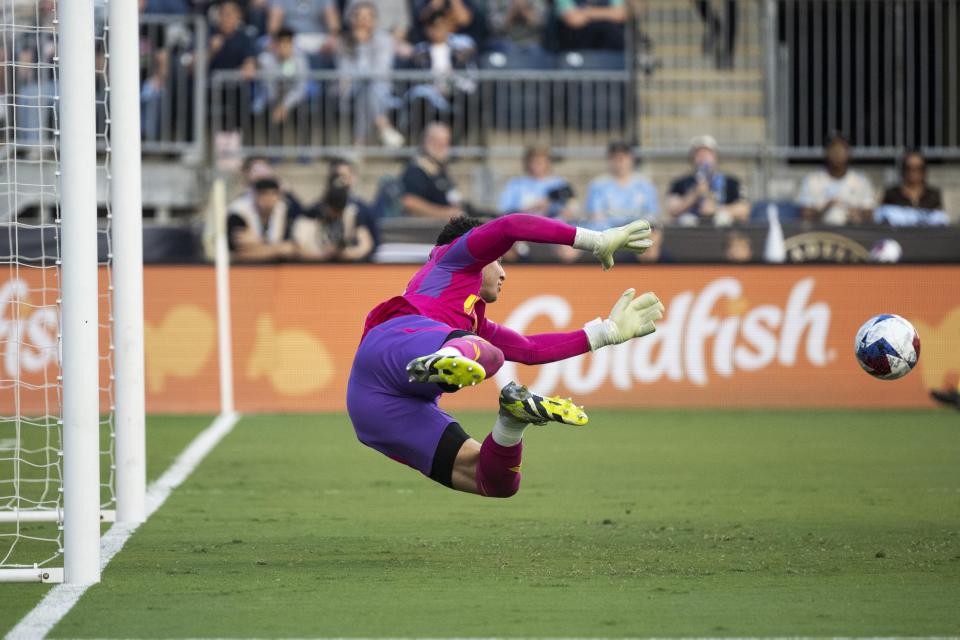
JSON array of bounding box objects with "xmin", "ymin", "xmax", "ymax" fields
[{"xmin": 0, "ymin": 0, "xmax": 141, "ymax": 584}]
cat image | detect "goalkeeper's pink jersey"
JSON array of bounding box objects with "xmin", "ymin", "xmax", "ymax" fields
[{"xmin": 362, "ymin": 214, "xmax": 591, "ymax": 365}]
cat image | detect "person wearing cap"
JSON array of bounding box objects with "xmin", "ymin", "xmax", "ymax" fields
[
  {"xmin": 797, "ymin": 132, "xmax": 875, "ymax": 225},
  {"xmin": 666, "ymin": 134, "xmax": 749, "ymax": 226},
  {"xmin": 226, "ymin": 177, "xmax": 300, "ymax": 262},
  {"xmin": 582, "ymin": 142, "xmax": 658, "ymax": 229}
]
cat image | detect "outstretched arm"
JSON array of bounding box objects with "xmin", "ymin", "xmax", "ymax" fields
[
  {"xmin": 447, "ymin": 213, "xmax": 654, "ymax": 272},
  {"xmin": 461, "ymin": 214, "xmax": 577, "ymax": 268},
  {"xmin": 479, "ymin": 288, "xmax": 665, "ymax": 364},
  {"xmin": 479, "ymin": 319, "xmax": 590, "ymax": 365}
]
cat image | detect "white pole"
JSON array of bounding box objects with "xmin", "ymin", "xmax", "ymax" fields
[
  {"xmin": 213, "ymin": 179, "xmax": 235, "ymax": 414},
  {"xmin": 109, "ymin": 0, "xmax": 146, "ymax": 524},
  {"xmin": 59, "ymin": 0, "xmax": 102, "ymax": 585}
]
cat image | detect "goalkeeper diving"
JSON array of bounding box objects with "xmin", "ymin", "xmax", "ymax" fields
[{"xmin": 347, "ymin": 214, "xmax": 664, "ymax": 497}]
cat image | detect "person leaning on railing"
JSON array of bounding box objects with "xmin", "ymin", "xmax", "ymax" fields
[
  {"xmin": 255, "ymin": 27, "xmax": 310, "ymax": 131},
  {"xmin": 665, "ymin": 135, "xmax": 749, "ymax": 226},
  {"xmin": 209, "ymin": 0, "xmax": 257, "ymax": 80},
  {"xmin": 344, "ymin": 0, "xmax": 414, "ymax": 57},
  {"xmin": 405, "ymin": 9, "xmax": 478, "ymax": 143},
  {"xmin": 336, "ymin": 2, "xmax": 405, "ymax": 148}
]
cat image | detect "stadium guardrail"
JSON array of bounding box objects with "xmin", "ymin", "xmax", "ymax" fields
[
  {"xmin": 136, "ymin": 14, "xmax": 207, "ymax": 161},
  {"xmin": 209, "ymin": 67, "xmax": 633, "ymax": 159}
]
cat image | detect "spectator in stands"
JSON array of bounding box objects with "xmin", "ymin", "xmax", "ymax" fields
[
  {"xmin": 487, "ymin": 0, "xmax": 547, "ymax": 50},
  {"xmin": 255, "ymin": 27, "xmax": 310, "ymax": 129},
  {"xmin": 293, "ymin": 158, "xmax": 378, "ymax": 261},
  {"xmin": 723, "ymin": 230, "xmax": 753, "ymax": 262},
  {"xmin": 241, "ymin": 155, "xmax": 306, "ymax": 218},
  {"xmin": 875, "ymin": 149, "xmax": 949, "ymax": 226},
  {"xmin": 337, "ymin": 2, "xmax": 404, "ymax": 148},
  {"xmin": 406, "ymin": 9, "xmax": 478, "ymax": 142},
  {"xmin": 797, "ymin": 132, "xmax": 875, "ymax": 225},
  {"xmin": 267, "ymin": 0, "xmax": 340, "ymax": 57},
  {"xmin": 400, "ymin": 122, "xmax": 466, "ymax": 219},
  {"xmin": 345, "ymin": 0, "xmax": 412, "ymax": 56},
  {"xmin": 209, "ymin": 1, "xmax": 256, "ymax": 80},
  {"xmin": 583, "ymin": 141, "xmax": 658, "ymax": 228},
  {"xmin": 555, "ymin": 0, "xmax": 626, "ymax": 52},
  {"xmin": 411, "ymin": 0, "xmax": 487, "ymax": 49},
  {"xmin": 666, "ymin": 134, "xmax": 749, "ymax": 226},
  {"xmin": 227, "ymin": 177, "xmax": 299, "ymax": 261},
  {"xmin": 498, "ymin": 145, "xmax": 574, "ymax": 218},
  {"xmin": 693, "ymin": 0, "xmax": 737, "ymax": 69}
]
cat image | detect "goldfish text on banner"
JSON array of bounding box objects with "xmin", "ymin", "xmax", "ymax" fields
[{"xmin": 0, "ymin": 265, "xmax": 956, "ymax": 413}]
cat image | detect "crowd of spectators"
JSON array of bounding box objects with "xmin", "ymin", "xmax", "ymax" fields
[
  {"xmin": 224, "ymin": 122, "xmax": 952, "ymax": 263},
  {"xmin": 129, "ymin": 0, "xmax": 640, "ymax": 147},
  {"xmin": 227, "ymin": 154, "xmax": 378, "ymax": 262}
]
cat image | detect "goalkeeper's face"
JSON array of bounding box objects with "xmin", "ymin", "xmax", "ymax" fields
[{"xmin": 479, "ymin": 260, "xmax": 506, "ymax": 303}]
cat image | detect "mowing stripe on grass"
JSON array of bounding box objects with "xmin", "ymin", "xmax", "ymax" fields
[{"xmin": 5, "ymin": 412, "xmax": 242, "ymax": 640}]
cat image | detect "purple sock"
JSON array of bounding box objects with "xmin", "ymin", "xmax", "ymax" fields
[
  {"xmin": 443, "ymin": 336, "xmax": 505, "ymax": 377},
  {"xmin": 475, "ymin": 434, "xmax": 522, "ymax": 498}
]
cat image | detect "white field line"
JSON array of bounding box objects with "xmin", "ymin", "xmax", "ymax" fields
[
  {"xmin": 173, "ymin": 637, "xmax": 959, "ymax": 640},
  {"xmin": 5, "ymin": 412, "xmax": 242, "ymax": 640}
]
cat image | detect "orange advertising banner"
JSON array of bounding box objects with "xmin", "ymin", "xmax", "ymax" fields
[{"xmin": 1, "ymin": 265, "xmax": 958, "ymax": 414}]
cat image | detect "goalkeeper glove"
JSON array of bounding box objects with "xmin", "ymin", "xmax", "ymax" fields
[
  {"xmin": 572, "ymin": 219, "xmax": 653, "ymax": 271},
  {"xmin": 583, "ymin": 288, "xmax": 665, "ymax": 350}
]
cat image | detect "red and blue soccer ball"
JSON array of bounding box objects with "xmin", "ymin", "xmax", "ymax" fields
[{"xmin": 854, "ymin": 314, "xmax": 921, "ymax": 380}]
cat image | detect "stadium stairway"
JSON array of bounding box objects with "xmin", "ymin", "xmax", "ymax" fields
[{"xmin": 638, "ymin": 0, "xmax": 766, "ymax": 150}]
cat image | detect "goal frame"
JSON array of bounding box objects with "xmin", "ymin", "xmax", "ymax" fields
[{"xmin": 0, "ymin": 0, "xmax": 145, "ymax": 584}]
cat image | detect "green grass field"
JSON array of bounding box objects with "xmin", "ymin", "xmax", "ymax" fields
[{"xmin": 2, "ymin": 409, "xmax": 959, "ymax": 638}]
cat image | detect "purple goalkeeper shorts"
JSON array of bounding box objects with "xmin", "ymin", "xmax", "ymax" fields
[{"xmin": 347, "ymin": 315, "xmax": 461, "ymax": 475}]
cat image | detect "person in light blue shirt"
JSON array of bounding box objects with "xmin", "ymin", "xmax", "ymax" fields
[
  {"xmin": 582, "ymin": 141, "xmax": 659, "ymax": 230},
  {"xmin": 498, "ymin": 145, "xmax": 575, "ymax": 218}
]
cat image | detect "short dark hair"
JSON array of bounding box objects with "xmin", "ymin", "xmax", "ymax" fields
[
  {"xmin": 607, "ymin": 140, "xmax": 633, "ymax": 156},
  {"xmin": 422, "ymin": 9, "xmax": 448, "ymax": 27},
  {"xmin": 436, "ymin": 216, "xmax": 484, "ymax": 246},
  {"xmin": 824, "ymin": 130, "xmax": 850, "ymax": 149},
  {"xmin": 253, "ymin": 178, "xmax": 280, "ymax": 192},
  {"xmin": 275, "ymin": 26, "xmax": 295, "ymax": 41}
]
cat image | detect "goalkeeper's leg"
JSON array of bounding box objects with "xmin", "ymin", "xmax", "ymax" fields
[
  {"xmin": 406, "ymin": 334, "xmax": 505, "ymax": 389},
  {"xmin": 446, "ymin": 382, "xmax": 589, "ymax": 497}
]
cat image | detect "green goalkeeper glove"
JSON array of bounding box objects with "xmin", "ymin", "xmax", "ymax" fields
[
  {"xmin": 572, "ymin": 219, "xmax": 653, "ymax": 270},
  {"xmin": 583, "ymin": 288, "xmax": 665, "ymax": 350}
]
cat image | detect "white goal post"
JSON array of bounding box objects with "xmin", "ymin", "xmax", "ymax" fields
[{"xmin": 0, "ymin": 0, "xmax": 145, "ymax": 584}]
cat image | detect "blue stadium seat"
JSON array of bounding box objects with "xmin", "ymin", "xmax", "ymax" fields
[{"xmin": 481, "ymin": 48, "xmax": 557, "ymax": 132}]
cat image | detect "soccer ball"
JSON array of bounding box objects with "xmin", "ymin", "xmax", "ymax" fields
[{"xmin": 854, "ymin": 314, "xmax": 921, "ymax": 380}]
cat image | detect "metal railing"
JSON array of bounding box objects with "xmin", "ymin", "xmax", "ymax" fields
[
  {"xmin": 768, "ymin": 0, "xmax": 960, "ymax": 159},
  {"xmin": 141, "ymin": 3, "xmax": 960, "ymax": 162},
  {"xmin": 136, "ymin": 14, "xmax": 207, "ymax": 160},
  {"xmin": 209, "ymin": 67, "xmax": 632, "ymax": 159}
]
